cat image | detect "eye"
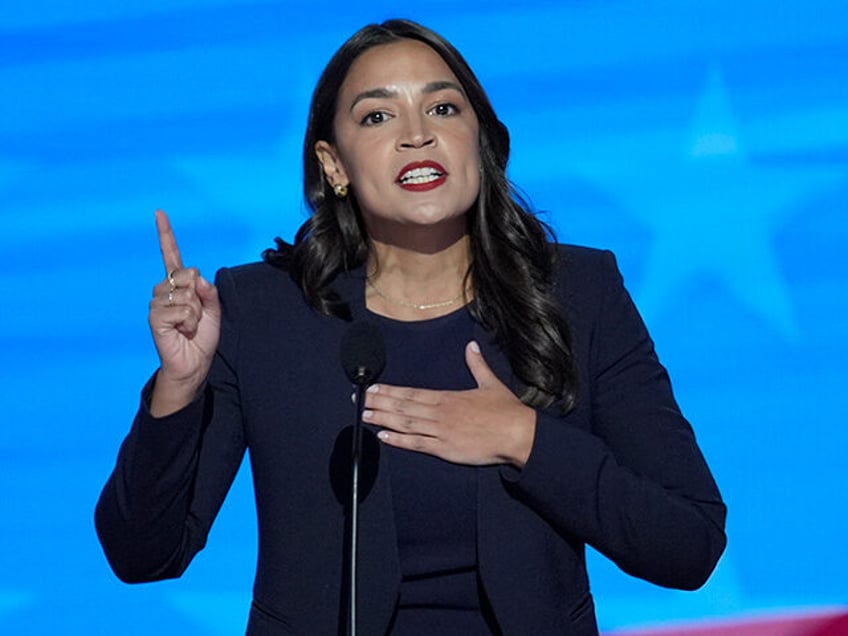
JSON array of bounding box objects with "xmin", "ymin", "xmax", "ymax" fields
[
  {"xmin": 429, "ymin": 102, "xmax": 459, "ymax": 117},
  {"xmin": 360, "ymin": 111, "xmax": 390, "ymax": 126}
]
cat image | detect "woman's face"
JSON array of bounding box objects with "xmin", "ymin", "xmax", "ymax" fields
[{"xmin": 316, "ymin": 39, "xmax": 481, "ymax": 243}]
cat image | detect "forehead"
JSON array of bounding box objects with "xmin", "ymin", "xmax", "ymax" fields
[{"xmin": 340, "ymin": 39, "xmax": 461, "ymax": 95}]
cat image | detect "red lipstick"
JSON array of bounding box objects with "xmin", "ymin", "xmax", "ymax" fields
[{"xmin": 395, "ymin": 160, "xmax": 448, "ymax": 192}]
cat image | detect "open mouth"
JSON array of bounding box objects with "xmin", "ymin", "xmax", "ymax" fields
[
  {"xmin": 399, "ymin": 166, "xmax": 445, "ymax": 184},
  {"xmin": 396, "ymin": 161, "xmax": 448, "ymax": 191}
]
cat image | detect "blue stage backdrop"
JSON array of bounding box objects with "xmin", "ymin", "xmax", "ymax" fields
[{"xmin": 1, "ymin": 2, "xmax": 846, "ymax": 634}]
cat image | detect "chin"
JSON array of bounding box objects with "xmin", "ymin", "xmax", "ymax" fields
[{"xmin": 406, "ymin": 210, "xmax": 467, "ymax": 228}]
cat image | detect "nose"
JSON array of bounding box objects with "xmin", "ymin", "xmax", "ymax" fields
[{"xmin": 396, "ymin": 113, "xmax": 435, "ymax": 150}]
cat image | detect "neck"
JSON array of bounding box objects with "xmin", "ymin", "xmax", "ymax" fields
[{"xmin": 366, "ymin": 233, "xmax": 472, "ymax": 320}]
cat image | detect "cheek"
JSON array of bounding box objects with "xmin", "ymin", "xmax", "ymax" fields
[
  {"xmin": 457, "ymin": 123, "xmax": 480, "ymax": 162},
  {"xmin": 464, "ymin": 169, "xmax": 481, "ymax": 207},
  {"xmin": 459, "ymin": 135, "xmax": 481, "ymax": 189},
  {"xmin": 338, "ymin": 141, "xmax": 386, "ymax": 187}
]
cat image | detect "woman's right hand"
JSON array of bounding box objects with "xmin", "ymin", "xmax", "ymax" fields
[{"xmin": 148, "ymin": 210, "xmax": 221, "ymax": 417}]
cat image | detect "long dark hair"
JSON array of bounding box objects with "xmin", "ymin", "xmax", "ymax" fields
[{"xmin": 263, "ymin": 19, "xmax": 577, "ymax": 411}]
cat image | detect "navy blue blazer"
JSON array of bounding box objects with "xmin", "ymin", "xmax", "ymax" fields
[{"xmin": 95, "ymin": 245, "xmax": 726, "ymax": 635}]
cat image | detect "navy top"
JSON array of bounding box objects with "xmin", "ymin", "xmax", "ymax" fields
[{"xmin": 368, "ymin": 307, "xmax": 499, "ymax": 634}]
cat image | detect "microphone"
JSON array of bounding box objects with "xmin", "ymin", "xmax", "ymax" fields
[
  {"xmin": 341, "ymin": 321, "xmax": 385, "ymax": 386},
  {"xmin": 339, "ymin": 321, "xmax": 385, "ymax": 636}
]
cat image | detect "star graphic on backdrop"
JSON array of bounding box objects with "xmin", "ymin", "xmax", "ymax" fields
[
  {"xmin": 567, "ymin": 66, "xmax": 842, "ymax": 341},
  {"xmin": 167, "ymin": 591, "xmax": 251, "ymax": 636}
]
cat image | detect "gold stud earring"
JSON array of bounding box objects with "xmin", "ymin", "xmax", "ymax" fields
[{"xmin": 333, "ymin": 183, "xmax": 348, "ymax": 198}]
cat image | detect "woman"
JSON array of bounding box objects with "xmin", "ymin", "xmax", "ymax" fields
[{"xmin": 95, "ymin": 19, "xmax": 726, "ymax": 635}]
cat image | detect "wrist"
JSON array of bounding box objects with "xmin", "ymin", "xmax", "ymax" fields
[
  {"xmin": 150, "ymin": 369, "xmax": 206, "ymax": 418},
  {"xmin": 505, "ymin": 406, "xmax": 536, "ymax": 469}
]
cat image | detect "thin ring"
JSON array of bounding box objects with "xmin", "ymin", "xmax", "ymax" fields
[
  {"xmin": 168, "ymin": 269, "xmax": 177, "ymax": 291},
  {"xmin": 168, "ymin": 289, "xmax": 175, "ymax": 305}
]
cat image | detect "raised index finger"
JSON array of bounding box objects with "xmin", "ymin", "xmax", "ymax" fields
[{"xmin": 155, "ymin": 209, "xmax": 184, "ymax": 274}]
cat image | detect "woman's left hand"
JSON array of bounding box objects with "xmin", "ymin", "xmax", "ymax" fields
[{"xmin": 362, "ymin": 341, "xmax": 536, "ymax": 468}]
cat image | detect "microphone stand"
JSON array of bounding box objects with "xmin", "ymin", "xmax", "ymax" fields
[
  {"xmin": 340, "ymin": 321, "xmax": 384, "ymax": 636},
  {"xmin": 349, "ymin": 371, "xmax": 368, "ymax": 636}
]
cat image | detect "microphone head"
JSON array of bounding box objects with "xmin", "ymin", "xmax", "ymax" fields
[{"xmin": 340, "ymin": 321, "xmax": 385, "ymax": 386}]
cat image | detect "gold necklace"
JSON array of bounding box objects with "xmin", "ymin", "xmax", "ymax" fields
[{"xmin": 366, "ymin": 278, "xmax": 465, "ymax": 311}]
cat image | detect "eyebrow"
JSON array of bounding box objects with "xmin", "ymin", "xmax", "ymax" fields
[{"xmin": 348, "ymin": 80, "xmax": 465, "ymax": 112}]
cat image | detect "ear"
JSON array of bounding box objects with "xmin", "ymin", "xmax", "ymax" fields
[{"xmin": 315, "ymin": 140, "xmax": 349, "ymax": 188}]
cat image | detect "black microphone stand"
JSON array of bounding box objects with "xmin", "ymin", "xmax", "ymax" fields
[
  {"xmin": 340, "ymin": 322, "xmax": 384, "ymax": 636},
  {"xmin": 348, "ymin": 371, "xmax": 368, "ymax": 636}
]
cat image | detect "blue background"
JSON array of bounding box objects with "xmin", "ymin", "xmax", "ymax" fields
[{"xmin": 1, "ymin": 1, "xmax": 846, "ymax": 633}]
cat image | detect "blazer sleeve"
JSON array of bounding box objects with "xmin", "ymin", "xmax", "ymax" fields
[
  {"xmin": 503, "ymin": 249, "xmax": 727, "ymax": 590},
  {"xmin": 94, "ymin": 267, "xmax": 246, "ymax": 583}
]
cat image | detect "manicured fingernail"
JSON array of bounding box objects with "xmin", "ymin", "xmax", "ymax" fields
[
  {"xmin": 377, "ymin": 430, "xmax": 389, "ymax": 441},
  {"xmin": 470, "ymin": 340, "xmax": 480, "ymax": 354},
  {"xmin": 367, "ymin": 384, "xmax": 379, "ymax": 393},
  {"xmin": 362, "ymin": 409, "xmax": 373, "ymax": 420}
]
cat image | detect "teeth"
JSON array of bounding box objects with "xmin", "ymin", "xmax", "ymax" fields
[{"xmin": 400, "ymin": 167, "xmax": 443, "ymax": 184}]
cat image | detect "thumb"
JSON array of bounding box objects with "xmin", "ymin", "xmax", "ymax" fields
[
  {"xmin": 196, "ymin": 276, "xmax": 221, "ymax": 317},
  {"xmin": 465, "ymin": 341, "xmax": 500, "ymax": 389}
]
